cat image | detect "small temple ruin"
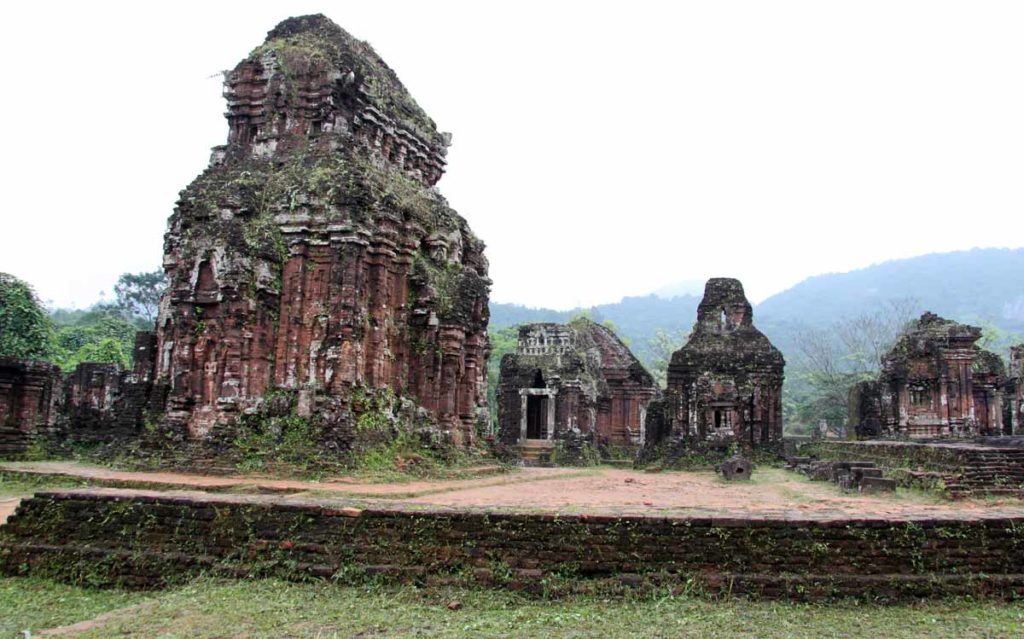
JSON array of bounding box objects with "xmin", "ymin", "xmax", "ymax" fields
[
  {"xmin": 0, "ymin": 334, "xmax": 158, "ymax": 455},
  {"xmin": 649, "ymin": 278, "xmax": 785, "ymax": 452},
  {"xmin": 496, "ymin": 319, "xmax": 658, "ymax": 450},
  {"xmin": 849, "ymin": 312, "xmax": 1008, "ymax": 439}
]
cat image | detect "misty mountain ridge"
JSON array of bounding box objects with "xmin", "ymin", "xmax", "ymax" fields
[{"xmin": 756, "ymin": 247, "xmax": 1024, "ymax": 330}]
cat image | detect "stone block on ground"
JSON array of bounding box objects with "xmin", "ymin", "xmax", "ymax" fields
[
  {"xmin": 860, "ymin": 477, "xmax": 897, "ymax": 492},
  {"xmin": 719, "ymin": 456, "xmax": 753, "ymax": 481}
]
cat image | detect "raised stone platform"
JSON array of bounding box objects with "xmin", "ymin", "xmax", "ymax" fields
[
  {"xmin": 4, "ymin": 486, "xmax": 1024, "ymax": 600},
  {"xmin": 801, "ymin": 440, "xmax": 1024, "ymax": 498}
]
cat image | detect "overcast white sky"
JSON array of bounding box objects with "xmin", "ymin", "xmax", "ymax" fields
[{"xmin": 1, "ymin": 1, "xmax": 1021, "ymax": 310}]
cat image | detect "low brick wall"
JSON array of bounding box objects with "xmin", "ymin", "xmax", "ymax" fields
[
  {"xmin": 4, "ymin": 489, "xmax": 1024, "ymax": 600},
  {"xmin": 801, "ymin": 441, "xmax": 1024, "ymax": 496},
  {"xmin": 802, "ymin": 441, "xmax": 972, "ymax": 471}
]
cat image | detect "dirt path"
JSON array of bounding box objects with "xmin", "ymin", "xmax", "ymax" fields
[
  {"xmin": 408, "ymin": 467, "xmax": 1024, "ymax": 518},
  {"xmin": 0, "ymin": 497, "xmax": 20, "ymax": 525},
  {"xmin": 0, "ymin": 461, "xmax": 577, "ymax": 498},
  {"xmin": 33, "ymin": 601, "xmax": 158, "ymax": 637},
  {"xmin": 4, "ymin": 462, "xmax": 1023, "ymax": 520}
]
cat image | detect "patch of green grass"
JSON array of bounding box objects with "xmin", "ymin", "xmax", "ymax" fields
[
  {"xmin": 0, "ymin": 577, "xmax": 152, "ymax": 637},
  {"xmin": 0, "ymin": 473, "xmax": 84, "ymax": 499},
  {"xmin": 2, "ymin": 577, "xmax": 1024, "ymax": 638}
]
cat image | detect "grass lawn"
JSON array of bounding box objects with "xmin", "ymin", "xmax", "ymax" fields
[
  {"xmin": 2, "ymin": 577, "xmax": 1024, "ymax": 638},
  {"xmin": 0, "ymin": 474, "xmax": 86, "ymax": 500}
]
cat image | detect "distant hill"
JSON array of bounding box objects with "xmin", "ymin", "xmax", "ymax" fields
[
  {"xmin": 490, "ymin": 248, "xmax": 1024, "ymax": 370},
  {"xmin": 756, "ymin": 248, "xmax": 1024, "ymax": 332}
]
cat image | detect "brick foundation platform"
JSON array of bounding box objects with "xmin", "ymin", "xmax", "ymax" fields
[{"xmin": 3, "ymin": 488, "xmax": 1024, "ymax": 600}]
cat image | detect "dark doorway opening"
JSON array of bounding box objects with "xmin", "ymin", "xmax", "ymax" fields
[
  {"xmin": 531, "ymin": 370, "xmax": 545, "ymax": 389},
  {"xmin": 527, "ymin": 395, "xmax": 547, "ymax": 439}
]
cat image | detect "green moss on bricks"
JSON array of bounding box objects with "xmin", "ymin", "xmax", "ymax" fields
[{"xmin": 247, "ymin": 18, "xmax": 442, "ymax": 146}]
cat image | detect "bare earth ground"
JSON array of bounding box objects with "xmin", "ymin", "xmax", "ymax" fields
[
  {"xmin": 0, "ymin": 498, "xmax": 18, "ymax": 525},
  {"xmin": 3, "ymin": 461, "xmax": 1023, "ymax": 520}
]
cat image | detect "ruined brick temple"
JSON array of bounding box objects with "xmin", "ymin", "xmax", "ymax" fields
[
  {"xmin": 497, "ymin": 319, "xmax": 658, "ymax": 448},
  {"xmin": 651, "ymin": 278, "xmax": 785, "ymax": 451},
  {"xmin": 850, "ymin": 312, "xmax": 1009, "ymax": 439},
  {"xmin": 150, "ymin": 15, "xmax": 490, "ymax": 445},
  {"xmin": 1, "ymin": 15, "xmax": 490, "ymax": 455}
]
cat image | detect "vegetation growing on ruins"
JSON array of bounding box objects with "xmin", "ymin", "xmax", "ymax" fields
[
  {"xmin": 227, "ymin": 386, "xmax": 478, "ymax": 479},
  {"xmin": 248, "ymin": 15, "xmax": 442, "ymax": 146}
]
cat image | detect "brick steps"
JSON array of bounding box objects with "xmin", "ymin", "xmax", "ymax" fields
[{"xmin": 518, "ymin": 440, "xmax": 554, "ymax": 467}]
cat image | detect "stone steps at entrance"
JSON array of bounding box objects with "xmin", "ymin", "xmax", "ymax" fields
[{"xmin": 518, "ymin": 439, "xmax": 555, "ymax": 467}]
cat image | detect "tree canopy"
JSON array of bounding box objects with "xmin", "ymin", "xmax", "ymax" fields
[
  {"xmin": 0, "ymin": 272, "xmax": 54, "ymax": 360},
  {"xmin": 113, "ymin": 269, "xmax": 166, "ymax": 323}
]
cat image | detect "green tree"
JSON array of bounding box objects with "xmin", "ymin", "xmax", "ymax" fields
[
  {"xmin": 114, "ymin": 269, "xmax": 166, "ymax": 323},
  {"xmin": 64, "ymin": 337, "xmax": 130, "ymax": 369},
  {"xmin": 976, "ymin": 320, "xmax": 1024, "ymax": 360},
  {"xmin": 50, "ymin": 304, "xmax": 141, "ymax": 371},
  {"xmin": 0, "ymin": 273, "xmax": 54, "ymax": 360},
  {"xmin": 645, "ymin": 328, "xmax": 689, "ymax": 387},
  {"xmin": 486, "ymin": 325, "xmax": 520, "ymax": 431}
]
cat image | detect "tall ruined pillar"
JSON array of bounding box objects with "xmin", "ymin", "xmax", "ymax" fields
[{"xmin": 153, "ymin": 15, "xmax": 490, "ymax": 445}]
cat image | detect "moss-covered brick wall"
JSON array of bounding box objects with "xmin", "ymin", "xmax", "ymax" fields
[
  {"xmin": 801, "ymin": 441, "xmax": 1024, "ymax": 496},
  {"xmin": 3, "ymin": 489, "xmax": 1024, "ymax": 600},
  {"xmin": 802, "ymin": 441, "xmax": 973, "ymax": 472}
]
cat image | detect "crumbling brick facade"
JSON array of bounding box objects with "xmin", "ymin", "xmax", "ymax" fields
[
  {"xmin": 497, "ymin": 319, "xmax": 658, "ymax": 447},
  {"xmin": 0, "ymin": 334, "xmax": 161, "ymax": 454},
  {"xmin": 849, "ymin": 312, "xmax": 1008, "ymax": 438},
  {"xmin": 657, "ymin": 278, "xmax": 785, "ymax": 451},
  {"xmin": 0, "ymin": 360, "xmax": 62, "ymax": 454},
  {"xmin": 152, "ymin": 15, "xmax": 489, "ymax": 445}
]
